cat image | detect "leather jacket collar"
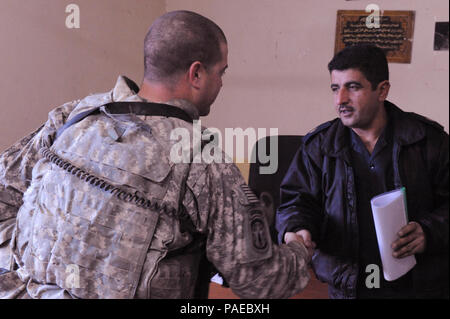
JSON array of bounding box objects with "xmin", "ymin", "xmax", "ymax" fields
[{"xmin": 321, "ymin": 101, "xmax": 428, "ymax": 161}]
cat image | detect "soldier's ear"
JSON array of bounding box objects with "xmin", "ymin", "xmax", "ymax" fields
[{"xmin": 188, "ymin": 61, "xmax": 204, "ymax": 89}]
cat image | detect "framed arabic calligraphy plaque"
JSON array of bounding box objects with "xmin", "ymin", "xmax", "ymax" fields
[{"xmin": 335, "ymin": 10, "xmax": 415, "ymax": 63}]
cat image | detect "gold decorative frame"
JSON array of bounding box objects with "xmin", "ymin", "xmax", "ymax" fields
[{"xmin": 335, "ymin": 10, "xmax": 415, "ymax": 63}]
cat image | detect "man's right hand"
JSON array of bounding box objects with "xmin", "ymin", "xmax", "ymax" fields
[{"xmin": 284, "ymin": 229, "xmax": 316, "ymax": 262}]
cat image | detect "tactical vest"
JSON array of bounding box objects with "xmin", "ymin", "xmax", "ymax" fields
[{"xmin": 12, "ymin": 103, "xmax": 202, "ymax": 298}]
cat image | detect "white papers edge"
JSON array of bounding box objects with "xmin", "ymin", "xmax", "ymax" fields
[{"xmin": 371, "ymin": 188, "xmax": 416, "ymax": 281}]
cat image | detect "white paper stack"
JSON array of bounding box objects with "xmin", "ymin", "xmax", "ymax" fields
[
  {"xmin": 370, "ymin": 188, "xmax": 416, "ymax": 281},
  {"xmin": 210, "ymin": 273, "xmax": 224, "ymax": 285}
]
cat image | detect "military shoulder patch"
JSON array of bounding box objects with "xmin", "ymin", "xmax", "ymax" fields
[{"xmin": 241, "ymin": 207, "xmax": 273, "ymax": 264}]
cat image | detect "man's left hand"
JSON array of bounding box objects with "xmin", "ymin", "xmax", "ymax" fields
[{"xmin": 391, "ymin": 221, "xmax": 426, "ymax": 258}]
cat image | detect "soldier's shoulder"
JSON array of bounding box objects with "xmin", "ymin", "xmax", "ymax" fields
[
  {"xmin": 46, "ymin": 90, "xmax": 111, "ymax": 127},
  {"xmin": 47, "ymin": 99, "xmax": 81, "ymax": 119}
]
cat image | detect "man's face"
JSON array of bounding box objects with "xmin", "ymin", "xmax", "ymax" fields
[
  {"xmin": 197, "ymin": 42, "xmax": 228, "ymax": 116},
  {"xmin": 330, "ymin": 68, "xmax": 386, "ymax": 130}
]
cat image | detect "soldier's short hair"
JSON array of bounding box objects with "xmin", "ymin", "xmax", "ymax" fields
[
  {"xmin": 143, "ymin": 10, "xmax": 227, "ymax": 85},
  {"xmin": 328, "ymin": 44, "xmax": 389, "ymax": 90}
]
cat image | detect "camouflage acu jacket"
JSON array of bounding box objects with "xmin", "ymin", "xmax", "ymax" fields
[{"xmin": 0, "ymin": 76, "xmax": 310, "ymax": 298}]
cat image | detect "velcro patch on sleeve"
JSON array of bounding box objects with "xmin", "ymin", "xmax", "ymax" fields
[{"xmin": 239, "ymin": 184, "xmax": 260, "ymax": 205}]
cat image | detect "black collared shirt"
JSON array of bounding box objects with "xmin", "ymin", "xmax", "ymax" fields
[{"xmin": 350, "ymin": 119, "xmax": 413, "ymax": 298}]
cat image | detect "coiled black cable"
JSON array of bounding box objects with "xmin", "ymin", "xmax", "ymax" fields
[{"xmin": 39, "ymin": 147, "xmax": 177, "ymax": 216}]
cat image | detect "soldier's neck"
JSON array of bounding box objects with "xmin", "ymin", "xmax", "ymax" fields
[{"xmin": 138, "ymin": 78, "xmax": 187, "ymax": 103}]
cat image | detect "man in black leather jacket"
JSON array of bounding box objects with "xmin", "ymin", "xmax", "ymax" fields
[{"xmin": 277, "ymin": 45, "xmax": 449, "ymax": 299}]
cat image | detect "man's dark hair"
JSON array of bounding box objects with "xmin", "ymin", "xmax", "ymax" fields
[
  {"xmin": 144, "ymin": 10, "xmax": 227, "ymax": 84},
  {"xmin": 328, "ymin": 45, "xmax": 389, "ymax": 90}
]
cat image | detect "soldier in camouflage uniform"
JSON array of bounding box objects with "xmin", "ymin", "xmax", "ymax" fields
[{"xmin": 0, "ymin": 10, "xmax": 310, "ymax": 299}]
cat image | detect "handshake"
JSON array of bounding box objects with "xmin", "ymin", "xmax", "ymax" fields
[{"xmin": 284, "ymin": 230, "xmax": 316, "ymax": 263}]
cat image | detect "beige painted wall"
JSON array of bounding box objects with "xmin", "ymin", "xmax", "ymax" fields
[
  {"xmin": 0, "ymin": 0, "xmax": 165, "ymax": 151},
  {"xmin": 166, "ymin": 0, "xmax": 449, "ymax": 143},
  {"xmin": 1, "ymin": 0, "xmax": 448, "ymax": 154}
]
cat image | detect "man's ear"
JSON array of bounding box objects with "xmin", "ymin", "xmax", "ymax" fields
[
  {"xmin": 377, "ymin": 80, "xmax": 390, "ymax": 102},
  {"xmin": 188, "ymin": 61, "xmax": 204, "ymax": 89}
]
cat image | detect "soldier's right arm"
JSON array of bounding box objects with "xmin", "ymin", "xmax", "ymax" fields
[
  {"xmin": 0, "ymin": 101, "xmax": 79, "ymax": 270},
  {"xmin": 184, "ymin": 162, "xmax": 310, "ymax": 299}
]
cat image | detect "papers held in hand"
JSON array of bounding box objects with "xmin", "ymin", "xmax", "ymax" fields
[{"xmin": 370, "ymin": 187, "xmax": 416, "ymax": 281}]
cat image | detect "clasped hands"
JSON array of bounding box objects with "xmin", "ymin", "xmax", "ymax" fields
[
  {"xmin": 284, "ymin": 230, "xmax": 316, "ymax": 263},
  {"xmin": 284, "ymin": 221, "xmax": 426, "ymax": 263}
]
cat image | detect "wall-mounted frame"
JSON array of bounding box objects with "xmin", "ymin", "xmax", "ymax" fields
[
  {"xmin": 434, "ymin": 22, "xmax": 449, "ymax": 51},
  {"xmin": 335, "ymin": 10, "xmax": 415, "ymax": 63}
]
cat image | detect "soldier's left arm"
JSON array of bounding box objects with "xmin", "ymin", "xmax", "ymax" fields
[
  {"xmin": 0, "ymin": 127, "xmax": 44, "ymax": 270},
  {"xmin": 184, "ymin": 162, "xmax": 310, "ymax": 299},
  {"xmin": 0, "ymin": 101, "xmax": 78, "ymax": 270}
]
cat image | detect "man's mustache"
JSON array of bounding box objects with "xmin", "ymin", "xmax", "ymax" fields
[{"xmin": 338, "ymin": 105, "xmax": 355, "ymax": 112}]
